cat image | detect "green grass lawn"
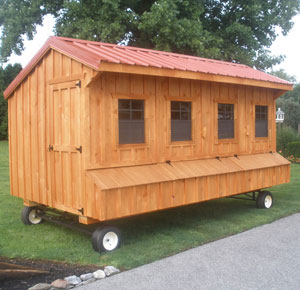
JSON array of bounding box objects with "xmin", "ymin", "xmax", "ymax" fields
[{"xmin": 0, "ymin": 140, "xmax": 300, "ymax": 269}]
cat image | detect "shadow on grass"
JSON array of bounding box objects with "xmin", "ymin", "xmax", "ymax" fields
[{"xmin": 1, "ymin": 141, "xmax": 300, "ymax": 269}]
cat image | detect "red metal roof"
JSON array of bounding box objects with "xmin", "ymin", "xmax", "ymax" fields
[{"xmin": 4, "ymin": 36, "xmax": 292, "ymax": 98}]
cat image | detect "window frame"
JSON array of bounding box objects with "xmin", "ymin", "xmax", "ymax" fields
[
  {"xmin": 167, "ymin": 98, "xmax": 195, "ymax": 145},
  {"xmin": 114, "ymin": 94, "xmax": 149, "ymax": 147},
  {"xmin": 118, "ymin": 98, "xmax": 145, "ymax": 145},
  {"xmin": 170, "ymin": 100, "xmax": 193, "ymax": 142},
  {"xmin": 214, "ymin": 99, "xmax": 238, "ymax": 144},
  {"xmin": 254, "ymin": 104, "xmax": 270, "ymax": 140}
]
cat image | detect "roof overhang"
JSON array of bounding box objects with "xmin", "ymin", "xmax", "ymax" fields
[
  {"xmin": 3, "ymin": 37, "xmax": 100, "ymax": 99},
  {"xmin": 3, "ymin": 36, "xmax": 293, "ymax": 99},
  {"xmin": 98, "ymin": 61, "xmax": 293, "ymax": 92}
]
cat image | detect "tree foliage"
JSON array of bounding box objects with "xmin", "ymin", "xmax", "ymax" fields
[
  {"xmin": 0, "ymin": 0, "xmax": 299, "ymax": 70},
  {"xmin": 270, "ymin": 69, "xmax": 300, "ymax": 131},
  {"xmin": 271, "ymin": 68, "xmax": 297, "ymax": 83},
  {"xmin": 0, "ymin": 64, "xmax": 22, "ymax": 140},
  {"xmin": 277, "ymin": 84, "xmax": 300, "ymax": 130},
  {"xmin": 276, "ymin": 126, "xmax": 300, "ymax": 154}
]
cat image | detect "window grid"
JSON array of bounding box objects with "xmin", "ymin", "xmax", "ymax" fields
[
  {"xmin": 255, "ymin": 105, "xmax": 268, "ymax": 138},
  {"xmin": 255, "ymin": 105, "xmax": 268, "ymax": 120},
  {"xmin": 218, "ymin": 103, "xmax": 234, "ymax": 139},
  {"xmin": 118, "ymin": 99, "xmax": 145, "ymax": 144},
  {"xmin": 171, "ymin": 101, "xmax": 192, "ymax": 142},
  {"xmin": 218, "ymin": 103, "xmax": 234, "ymax": 120},
  {"xmin": 118, "ymin": 99, "xmax": 144, "ymax": 120}
]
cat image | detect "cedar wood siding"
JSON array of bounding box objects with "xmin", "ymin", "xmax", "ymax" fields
[
  {"xmin": 7, "ymin": 49, "xmax": 289, "ymax": 222},
  {"xmin": 87, "ymin": 72, "xmax": 277, "ymax": 168},
  {"xmin": 8, "ymin": 50, "xmax": 94, "ymax": 214}
]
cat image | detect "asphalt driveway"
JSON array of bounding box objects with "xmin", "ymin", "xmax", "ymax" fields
[{"xmin": 80, "ymin": 213, "xmax": 300, "ymax": 290}]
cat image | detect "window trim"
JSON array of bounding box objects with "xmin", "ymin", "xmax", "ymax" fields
[
  {"xmin": 214, "ymin": 99, "xmax": 238, "ymax": 144},
  {"xmin": 170, "ymin": 100, "xmax": 193, "ymax": 142},
  {"xmin": 167, "ymin": 99, "xmax": 195, "ymax": 145},
  {"xmin": 118, "ymin": 98, "xmax": 145, "ymax": 145},
  {"xmin": 254, "ymin": 103, "xmax": 270, "ymax": 140},
  {"xmin": 115, "ymin": 95, "xmax": 149, "ymax": 148}
]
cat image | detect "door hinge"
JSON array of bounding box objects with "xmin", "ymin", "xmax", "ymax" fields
[
  {"xmin": 75, "ymin": 80, "xmax": 81, "ymax": 88},
  {"xmin": 75, "ymin": 146, "xmax": 82, "ymax": 153},
  {"xmin": 48, "ymin": 145, "xmax": 53, "ymax": 152}
]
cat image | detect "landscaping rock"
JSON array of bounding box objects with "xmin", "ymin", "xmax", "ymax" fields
[
  {"xmin": 28, "ymin": 283, "xmax": 51, "ymax": 290},
  {"xmin": 24, "ymin": 265, "xmax": 120, "ymax": 290},
  {"xmin": 104, "ymin": 266, "xmax": 120, "ymax": 277},
  {"xmin": 80, "ymin": 273, "xmax": 93, "ymax": 281},
  {"xmin": 51, "ymin": 279, "xmax": 68, "ymax": 289},
  {"xmin": 93, "ymin": 269, "xmax": 106, "ymax": 279},
  {"xmin": 64, "ymin": 275, "xmax": 82, "ymax": 286}
]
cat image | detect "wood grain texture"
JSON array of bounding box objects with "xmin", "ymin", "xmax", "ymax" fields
[
  {"xmin": 86, "ymin": 161, "xmax": 290, "ymax": 222},
  {"xmin": 7, "ymin": 49, "xmax": 290, "ymax": 224},
  {"xmin": 86, "ymin": 73, "xmax": 280, "ymax": 169},
  {"xmin": 98, "ymin": 62, "xmax": 293, "ymax": 91},
  {"xmin": 8, "ymin": 49, "xmax": 92, "ymax": 217}
]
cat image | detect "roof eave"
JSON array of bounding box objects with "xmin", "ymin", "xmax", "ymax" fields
[
  {"xmin": 98, "ymin": 61, "xmax": 293, "ymax": 92},
  {"xmin": 3, "ymin": 37, "xmax": 100, "ymax": 99},
  {"xmin": 3, "ymin": 37, "xmax": 53, "ymax": 99}
]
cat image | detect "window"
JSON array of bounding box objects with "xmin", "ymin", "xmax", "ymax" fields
[
  {"xmin": 218, "ymin": 103, "xmax": 234, "ymax": 139},
  {"xmin": 171, "ymin": 101, "xmax": 192, "ymax": 141},
  {"xmin": 255, "ymin": 105, "xmax": 268, "ymax": 137},
  {"xmin": 118, "ymin": 99, "xmax": 144, "ymax": 144}
]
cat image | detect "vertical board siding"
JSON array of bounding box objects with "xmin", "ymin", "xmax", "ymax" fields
[
  {"xmin": 16, "ymin": 86, "xmax": 25, "ymax": 198},
  {"xmin": 87, "ymin": 73, "xmax": 277, "ymax": 169},
  {"xmin": 8, "ymin": 49, "xmax": 92, "ymax": 213},
  {"xmin": 88, "ymin": 164, "xmax": 289, "ymax": 221},
  {"xmin": 37, "ymin": 62, "xmax": 47, "ymax": 205},
  {"xmin": 50, "ymin": 81, "xmax": 83, "ymax": 212},
  {"xmin": 8, "ymin": 94, "xmax": 18, "ymax": 197},
  {"xmin": 8, "ymin": 49, "xmax": 287, "ymax": 224}
]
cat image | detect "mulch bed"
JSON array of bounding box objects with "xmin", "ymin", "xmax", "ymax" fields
[{"xmin": 0, "ymin": 257, "xmax": 99, "ymax": 290}]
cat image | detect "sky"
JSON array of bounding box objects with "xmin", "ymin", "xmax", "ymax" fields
[{"xmin": 7, "ymin": 14, "xmax": 300, "ymax": 83}]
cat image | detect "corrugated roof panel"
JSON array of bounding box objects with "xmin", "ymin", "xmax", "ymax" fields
[
  {"xmin": 56, "ymin": 36, "xmax": 289, "ymax": 85},
  {"xmin": 146, "ymin": 52, "xmax": 187, "ymax": 70},
  {"xmin": 168, "ymin": 55, "xmax": 205, "ymax": 72},
  {"xmin": 110, "ymin": 47, "xmax": 150, "ymax": 66},
  {"xmin": 4, "ymin": 36, "xmax": 293, "ymax": 99},
  {"xmin": 72, "ymin": 41, "xmax": 122, "ymax": 64}
]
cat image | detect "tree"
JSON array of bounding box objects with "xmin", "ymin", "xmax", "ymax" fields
[
  {"xmin": 0, "ymin": 0, "xmax": 299, "ymax": 70},
  {"xmin": 270, "ymin": 69, "xmax": 300, "ymax": 131},
  {"xmin": 0, "ymin": 64, "xmax": 22, "ymax": 140},
  {"xmin": 276, "ymin": 84, "xmax": 300, "ymax": 130},
  {"xmin": 271, "ymin": 68, "xmax": 297, "ymax": 83},
  {"xmin": 277, "ymin": 95, "xmax": 300, "ymax": 130}
]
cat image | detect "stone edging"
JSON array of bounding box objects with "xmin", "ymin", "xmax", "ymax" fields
[{"xmin": 28, "ymin": 265, "xmax": 120, "ymax": 290}]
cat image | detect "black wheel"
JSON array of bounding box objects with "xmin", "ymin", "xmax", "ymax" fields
[
  {"xmin": 256, "ymin": 191, "xmax": 273, "ymax": 209},
  {"xmin": 92, "ymin": 226, "xmax": 121, "ymax": 252},
  {"xmin": 21, "ymin": 206, "xmax": 43, "ymax": 225}
]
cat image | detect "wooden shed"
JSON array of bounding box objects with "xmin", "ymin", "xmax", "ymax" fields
[{"xmin": 4, "ymin": 36, "xmax": 292, "ymax": 252}]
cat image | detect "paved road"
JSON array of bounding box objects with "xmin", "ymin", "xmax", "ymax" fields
[{"xmin": 80, "ymin": 214, "xmax": 300, "ymax": 290}]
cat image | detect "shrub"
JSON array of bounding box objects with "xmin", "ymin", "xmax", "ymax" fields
[
  {"xmin": 277, "ymin": 126, "xmax": 300, "ymax": 155},
  {"xmin": 286, "ymin": 142, "xmax": 300, "ymax": 163}
]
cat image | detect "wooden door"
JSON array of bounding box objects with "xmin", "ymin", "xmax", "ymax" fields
[{"xmin": 48, "ymin": 80, "xmax": 82, "ymax": 214}]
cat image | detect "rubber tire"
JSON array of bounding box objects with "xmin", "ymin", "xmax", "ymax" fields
[
  {"xmin": 256, "ymin": 191, "xmax": 273, "ymax": 209},
  {"xmin": 21, "ymin": 206, "xmax": 43, "ymax": 225},
  {"xmin": 92, "ymin": 226, "xmax": 121, "ymax": 252}
]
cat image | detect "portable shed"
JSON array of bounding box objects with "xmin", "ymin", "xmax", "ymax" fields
[{"xmin": 4, "ymin": 36, "xmax": 292, "ymax": 252}]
